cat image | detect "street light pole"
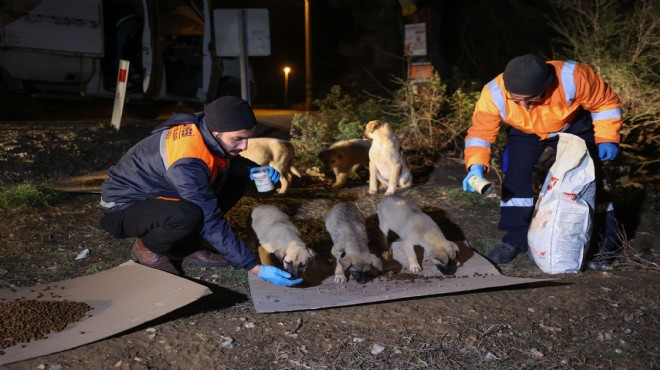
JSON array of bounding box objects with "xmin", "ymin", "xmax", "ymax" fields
[
  {"xmin": 304, "ymin": 0, "xmax": 312, "ymax": 111},
  {"xmin": 284, "ymin": 66, "xmax": 291, "ymax": 107}
]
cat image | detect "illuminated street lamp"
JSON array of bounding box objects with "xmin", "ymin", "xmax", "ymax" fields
[{"xmin": 283, "ymin": 66, "xmax": 291, "ymax": 106}]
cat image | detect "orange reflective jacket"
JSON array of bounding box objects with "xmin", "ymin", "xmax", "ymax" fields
[{"xmin": 464, "ymin": 60, "xmax": 622, "ymax": 170}]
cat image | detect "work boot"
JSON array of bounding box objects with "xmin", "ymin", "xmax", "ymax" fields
[
  {"xmin": 168, "ymin": 242, "xmax": 230, "ymax": 268},
  {"xmin": 488, "ymin": 243, "xmax": 527, "ymax": 264},
  {"xmin": 131, "ymin": 239, "xmax": 180, "ymax": 275},
  {"xmin": 182, "ymin": 250, "xmax": 229, "ymax": 268}
]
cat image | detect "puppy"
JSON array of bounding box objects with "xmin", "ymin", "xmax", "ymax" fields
[
  {"xmin": 363, "ymin": 120, "xmax": 412, "ymax": 195},
  {"xmin": 325, "ymin": 202, "xmax": 382, "ymax": 283},
  {"xmin": 376, "ymin": 195, "xmax": 458, "ymax": 274},
  {"xmin": 318, "ymin": 139, "xmax": 370, "ymax": 188},
  {"xmin": 250, "ymin": 205, "xmax": 316, "ymax": 278},
  {"xmin": 241, "ymin": 138, "xmax": 302, "ymax": 193}
]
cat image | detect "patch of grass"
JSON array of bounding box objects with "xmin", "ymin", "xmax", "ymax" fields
[
  {"xmin": 436, "ymin": 186, "xmax": 499, "ymax": 210},
  {"xmin": 0, "ymin": 184, "xmax": 68, "ymax": 210},
  {"xmin": 468, "ymin": 238, "xmax": 501, "ymax": 256}
]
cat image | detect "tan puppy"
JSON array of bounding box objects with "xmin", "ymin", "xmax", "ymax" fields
[
  {"xmin": 364, "ymin": 120, "xmax": 412, "ymax": 195},
  {"xmin": 318, "ymin": 139, "xmax": 371, "ymax": 188},
  {"xmin": 241, "ymin": 138, "xmax": 301, "ymax": 193},
  {"xmin": 376, "ymin": 195, "xmax": 458, "ymax": 274},
  {"xmin": 325, "ymin": 202, "xmax": 383, "ymax": 283},
  {"xmin": 250, "ymin": 205, "xmax": 316, "ymax": 278}
]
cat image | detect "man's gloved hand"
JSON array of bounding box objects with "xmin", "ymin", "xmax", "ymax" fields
[
  {"xmin": 249, "ymin": 166, "xmax": 281, "ymax": 184},
  {"xmin": 462, "ymin": 164, "xmax": 486, "ymax": 192},
  {"xmin": 257, "ymin": 265, "xmax": 303, "ymax": 286},
  {"xmin": 598, "ymin": 143, "xmax": 619, "ymax": 161}
]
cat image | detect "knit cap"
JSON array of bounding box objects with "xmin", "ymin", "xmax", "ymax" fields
[
  {"xmin": 503, "ymin": 54, "xmax": 553, "ymax": 96},
  {"xmin": 204, "ymin": 96, "xmax": 257, "ymax": 132}
]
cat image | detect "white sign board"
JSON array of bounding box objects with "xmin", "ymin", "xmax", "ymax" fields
[
  {"xmin": 214, "ymin": 9, "xmax": 271, "ymax": 57},
  {"xmin": 404, "ymin": 22, "xmax": 427, "ymax": 57}
]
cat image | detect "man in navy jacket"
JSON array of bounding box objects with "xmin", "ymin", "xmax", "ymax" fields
[{"xmin": 100, "ymin": 97, "xmax": 301, "ymax": 286}]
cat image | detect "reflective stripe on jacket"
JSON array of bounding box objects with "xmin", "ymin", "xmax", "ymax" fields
[
  {"xmin": 100, "ymin": 113, "xmax": 259, "ymax": 270},
  {"xmin": 464, "ymin": 60, "xmax": 622, "ymax": 170}
]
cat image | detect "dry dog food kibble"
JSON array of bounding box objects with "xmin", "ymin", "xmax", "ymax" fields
[{"xmin": 0, "ymin": 299, "xmax": 92, "ymax": 351}]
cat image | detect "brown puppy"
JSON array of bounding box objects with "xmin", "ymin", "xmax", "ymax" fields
[
  {"xmin": 325, "ymin": 202, "xmax": 382, "ymax": 283},
  {"xmin": 250, "ymin": 205, "xmax": 316, "ymax": 278},
  {"xmin": 364, "ymin": 120, "xmax": 412, "ymax": 195},
  {"xmin": 376, "ymin": 195, "xmax": 458, "ymax": 275},
  {"xmin": 318, "ymin": 139, "xmax": 370, "ymax": 188},
  {"xmin": 241, "ymin": 138, "xmax": 301, "ymax": 194}
]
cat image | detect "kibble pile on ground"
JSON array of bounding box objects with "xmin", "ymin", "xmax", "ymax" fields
[{"xmin": 0, "ymin": 299, "xmax": 92, "ymax": 352}]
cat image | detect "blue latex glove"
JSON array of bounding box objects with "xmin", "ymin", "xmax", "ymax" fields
[
  {"xmin": 462, "ymin": 164, "xmax": 486, "ymax": 192},
  {"xmin": 598, "ymin": 142, "xmax": 619, "ymax": 161},
  {"xmin": 257, "ymin": 265, "xmax": 303, "ymax": 286},
  {"xmin": 249, "ymin": 166, "xmax": 281, "ymax": 184}
]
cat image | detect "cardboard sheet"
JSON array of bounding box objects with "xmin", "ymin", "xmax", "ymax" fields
[
  {"xmin": 0, "ymin": 261, "xmax": 211, "ymax": 365},
  {"xmin": 50, "ymin": 170, "xmax": 108, "ymax": 194},
  {"xmin": 249, "ymin": 241, "xmax": 549, "ymax": 313}
]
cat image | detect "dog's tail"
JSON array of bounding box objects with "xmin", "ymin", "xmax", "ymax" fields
[{"xmin": 290, "ymin": 166, "xmax": 302, "ymax": 178}]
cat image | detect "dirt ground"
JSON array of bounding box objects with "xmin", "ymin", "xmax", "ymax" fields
[{"xmin": 0, "ymin": 98, "xmax": 658, "ymax": 369}]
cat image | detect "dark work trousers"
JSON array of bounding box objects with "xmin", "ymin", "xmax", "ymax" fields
[
  {"xmin": 100, "ymin": 157, "xmax": 254, "ymax": 255},
  {"xmin": 499, "ymin": 110, "xmax": 618, "ymax": 256}
]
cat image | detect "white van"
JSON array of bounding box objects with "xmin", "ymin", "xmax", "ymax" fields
[{"xmin": 0, "ymin": 0, "xmax": 264, "ymax": 116}]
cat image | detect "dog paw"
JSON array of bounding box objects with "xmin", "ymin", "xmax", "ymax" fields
[
  {"xmin": 409, "ymin": 265, "xmax": 422, "ymax": 273},
  {"xmin": 334, "ymin": 275, "xmax": 347, "ymax": 284},
  {"xmin": 384, "ymin": 189, "xmax": 395, "ymax": 196},
  {"xmin": 368, "ymin": 188, "xmax": 377, "ymax": 194}
]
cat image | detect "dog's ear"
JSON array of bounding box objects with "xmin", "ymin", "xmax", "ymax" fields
[
  {"xmin": 338, "ymin": 252, "xmax": 352, "ymax": 269},
  {"xmin": 371, "ymin": 254, "xmax": 383, "ymax": 271}
]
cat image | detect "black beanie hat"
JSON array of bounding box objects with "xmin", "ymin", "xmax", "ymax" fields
[
  {"xmin": 203, "ymin": 96, "xmax": 257, "ymax": 132},
  {"xmin": 503, "ymin": 54, "xmax": 553, "ymax": 96}
]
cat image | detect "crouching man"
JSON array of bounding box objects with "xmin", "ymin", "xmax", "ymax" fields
[{"xmin": 99, "ymin": 96, "xmax": 302, "ymax": 287}]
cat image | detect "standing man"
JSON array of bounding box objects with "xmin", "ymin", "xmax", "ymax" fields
[
  {"xmin": 100, "ymin": 96, "xmax": 302, "ymax": 286},
  {"xmin": 463, "ymin": 54, "xmax": 622, "ymax": 264}
]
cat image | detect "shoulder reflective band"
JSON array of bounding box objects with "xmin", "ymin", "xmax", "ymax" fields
[
  {"xmin": 561, "ymin": 61, "xmax": 577, "ymax": 105},
  {"xmin": 486, "ymin": 80, "xmax": 506, "ymax": 120}
]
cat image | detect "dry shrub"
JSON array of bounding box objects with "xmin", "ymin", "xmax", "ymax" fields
[{"xmin": 549, "ymin": 0, "xmax": 659, "ymax": 159}]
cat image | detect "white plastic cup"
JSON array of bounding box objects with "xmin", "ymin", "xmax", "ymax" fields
[
  {"xmin": 252, "ymin": 167, "xmax": 275, "ymax": 192},
  {"xmin": 468, "ymin": 176, "xmax": 493, "ymax": 195}
]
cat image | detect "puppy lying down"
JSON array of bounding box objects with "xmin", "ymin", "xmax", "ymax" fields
[
  {"xmin": 325, "ymin": 202, "xmax": 382, "ymax": 283},
  {"xmin": 250, "ymin": 205, "xmax": 316, "ymax": 278},
  {"xmin": 376, "ymin": 195, "xmax": 458, "ymax": 274}
]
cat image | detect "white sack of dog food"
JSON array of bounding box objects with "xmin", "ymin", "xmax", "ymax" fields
[{"xmin": 528, "ymin": 133, "xmax": 596, "ymax": 274}]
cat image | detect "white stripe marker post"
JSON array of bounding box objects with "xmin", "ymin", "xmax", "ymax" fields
[{"xmin": 110, "ymin": 59, "xmax": 130, "ymax": 130}]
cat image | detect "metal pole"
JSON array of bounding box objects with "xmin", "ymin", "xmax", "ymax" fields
[
  {"xmin": 284, "ymin": 68, "xmax": 290, "ymax": 106},
  {"xmin": 304, "ymin": 0, "xmax": 312, "ymax": 110},
  {"xmin": 237, "ymin": 9, "xmax": 251, "ymax": 105}
]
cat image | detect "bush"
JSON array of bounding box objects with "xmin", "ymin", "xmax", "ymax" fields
[
  {"xmin": 0, "ymin": 184, "xmax": 66, "ymax": 210},
  {"xmin": 289, "ymin": 85, "xmax": 388, "ymax": 167},
  {"xmin": 290, "ymin": 75, "xmax": 482, "ymax": 168},
  {"xmin": 548, "ymin": 0, "xmax": 659, "ymax": 158}
]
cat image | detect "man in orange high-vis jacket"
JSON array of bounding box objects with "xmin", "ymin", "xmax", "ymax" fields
[
  {"xmin": 462, "ymin": 54, "xmax": 622, "ymax": 265},
  {"xmin": 99, "ymin": 96, "xmax": 302, "ymax": 287}
]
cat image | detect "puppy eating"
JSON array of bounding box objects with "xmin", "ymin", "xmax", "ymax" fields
[
  {"xmin": 325, "ymin": 202, "xmax": 382, "ymax": 283},
  {"xmin": 376, "ymin": 195, "xmax": 458, "ymax": 274},
  {"xmin": 364, "ymin": 120, "xmax": 412, "ymax": 195},
  {"xmin": 250, "ymin": 205, "xmax": 316, "ymax": 278}
]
